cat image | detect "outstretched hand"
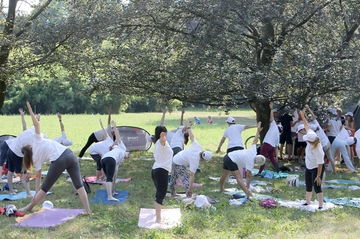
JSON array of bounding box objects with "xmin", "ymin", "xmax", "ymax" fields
[
  {"xmin": 19, "ymin": 108, "xmax": 25, "ymax": 115},
  {"xmin": 57, "ymin": 112, "xmax": 62, "ymax": 119}
]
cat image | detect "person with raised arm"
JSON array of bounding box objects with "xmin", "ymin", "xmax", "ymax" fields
[
  {"xmin": 100, "ymin": 120, "xmax": 130, "ymax": 201},
  {"xmin": 151, "ymin": 125, "xmax": 173, "ymax": 223},
  {"xmin": 219, "ymin": 122, "xmax": 265, "ymax": 196},
  {"xmin": 169, "ymin": 121, "xmax": 212, "ymax": 198},
  {"xmin": 305, "ymin": 105, "xmax": 336, "ymax": 173},
  {"xmin": 89, "ymin": 119, "xmax": 114, "ymax": 182},
  {"xmin": 257, "ymin": 102, "xmax": 280, "ymax": 175},
  {"xmin": 20, "ymin": 101, "xmax": 91, "ymax": 214},
  {"xmin": 78, "ymin": 107, "xmax": 114, "ymax": 159},
  {"xmin": 52, "ymin": 113, "xmax": 73, "ymax": 146},
  {"xmin": 298, "ymin": 110, "xmax": 325, "ymax": 209}
]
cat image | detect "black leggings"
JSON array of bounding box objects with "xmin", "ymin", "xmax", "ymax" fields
[
  {"xmin": 305, "ymin": 165, "xmax": 325, "ymax": 194},
  {"xmin": 90, "ymin": 154, "xmax": 102, "ymax": 171},
  {"xmin": 79, "ymin": 133, "xmax": 99, "ymax": 158},
  {"xmin": 151, "ymin": 168, "xmax": 169, "ymax": 205},
  {"xmin": 42, "ymin": 149, "xmax": 83, "ymax": 192},
  {"xmin": 101, "ymin": 157, "xmax": 116, "ymax": 182}
]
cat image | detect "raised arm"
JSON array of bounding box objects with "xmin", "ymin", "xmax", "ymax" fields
[
  {"xmin": 19, "ymin": 108, "xmax": 27, "ymax": 131},
  {"xmin": 26, "ymin": 101, "xmax": 40, "ymax": 135},
  {"xmin": 305, "ymin": 104, "xmax": 317, "ymax": 120},
  {"xmin": 111, "ymin": 120, "xmax": 121, "ymax": 145},
  {"xmin": 251, "ymin": 122, "xmax": 263, "ymax": 145},
  {"xmin": 57, "ymin": 112, "xmax": 65, "ymax": 132},
  {"xmin": 160, "ymin": 108, "xmax": 166, "ymax": 126},
  {"xmin": 299, "ymin": 110, "xmax": 310, "ymax": 132},
  {"xmin": 269, "ymin": 102, "xmax": 274, "ymax": 123},
  {"xmin": 180, "ymin": 108, "xmax": 185, "ymax": 126},
  {"xmin": 107, "ymin": 107, "xmax": 112, "ymax": 126},
  {"xmin": 99, "ymin": 119, "xmax": 109, "ymax": 138},
  {"xmin": 187, "ymin": 121, "xmax": 195, "ymax": 143}
]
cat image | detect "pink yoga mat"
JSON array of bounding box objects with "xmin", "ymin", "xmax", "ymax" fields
[{"xmin": 15, "ymin": 208, "xmax": 84, "ymax": 228}]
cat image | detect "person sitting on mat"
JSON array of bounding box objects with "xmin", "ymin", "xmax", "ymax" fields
[
  {"xmin": 219, "ymin": 122, "xmax": 265, "ymax": 196},
  {"xmin": 52, "ymin": 112, "xmax": 73, "ymax": 146},
  {"xmin": 89, "ymin": 119, "xmax": 115, "ymax": 182},
  {"xmin": 20, "ymin": 101, "xmax": 91, "ymax": 214},
  {"xmin": 169, "ymin": 122, "xmax": 212, "ymax": 198},
  {"xmin": 100, "ymin": 120, "xmax": 130, "ymax": 201}
]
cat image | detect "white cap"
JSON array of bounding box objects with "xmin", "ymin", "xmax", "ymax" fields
[
  {"xmin": 225, "ymin": 117, "xmax": 235, "ymax": 124},
  {"xmin": 254, "ymin": 155, "xmax": 266, "ymax": 165},
  {"xmin": 345, "ymin": 111, "xmax": 354, "ymax": 117},
  {"xmin": 309, "ymin": 124, "xmax": 318, "ymax": 131},
  {"xmin": 42, "ymin": 200, "xmax": 54, "ymax": 209},
  {"xmin": 296, "ymin": 124, "xmax": 305, "ymax": 133},
  {"xmin": 303, "ymin": 131, "xmax": 318, "ymax": 142},
  {"xmin": 346, "ymin": 137, "xmax": 356, "ymax": 146},
  {"xmin": 201, "ymin": 151, "xmax": 213, "ymax": 161}
]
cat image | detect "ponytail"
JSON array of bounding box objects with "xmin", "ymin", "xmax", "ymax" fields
[{"xmin": 21, "ymin": 145, "xmax": 33, "ymax": 172}]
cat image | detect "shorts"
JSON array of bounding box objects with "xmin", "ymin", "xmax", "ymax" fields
[
  {"xmin": 222, "ymin": 154, "xmax": 239, "ymax": 171},
  {"xmin": 6, "ymin": 149, "xmax": 23, "ymax": 173},
  {"xmin": 280, "ymin": 131, "xmax": 293, "ymax": 145}
]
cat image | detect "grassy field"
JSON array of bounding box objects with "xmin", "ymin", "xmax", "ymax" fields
[{"xmin": 1, "ymin": 109, "xmax": 360, "ymax": 239}]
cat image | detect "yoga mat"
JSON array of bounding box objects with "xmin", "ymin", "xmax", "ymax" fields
[
  {"xmin": 138, "ymin": 208, "xmax": 181, "ymax": 229},
  {"xmin": 324, "ymin": 197, "xmax": 360, "ymax": 208},
  {"xmin": 277, "ymin": 199, "xmax": 338, "ymax": 212},
  {"xmin": 166, "ymin": 193, "xmax": 187, "ymax": 199},
  {"xmin": 0, "ymin": 191, "xmax": 52, "ymax": 201},
  {"xmin": 89, "ymin": 190, "xmax": 128, "ymax": 204},
  {"xmin": 209, "ymin": 177, "xmax": 271, "ymax": 186},
  {"xmin": 176, "ymin": 181, "xmax": 202, "ymax": 187},
  {"xmin": 325, "ymin": 179, "xmax": 360, "ymax": 185},
  {"xmin": 15, "ymin": 208, "xmax": 84, "ymax": 228},
  {"xmin": 84, "ymin": 176, "xmax": 131, "ymax": 185}
]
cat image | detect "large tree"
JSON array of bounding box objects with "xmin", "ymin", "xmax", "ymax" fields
[{"xmin": 80, "ymin": 0, "xmax": 360, "ymax": 135}]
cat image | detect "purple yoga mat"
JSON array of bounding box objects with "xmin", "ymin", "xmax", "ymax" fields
[{"xmin": 15, "ymin": 208, "xmax": 84, "ymax": 228}]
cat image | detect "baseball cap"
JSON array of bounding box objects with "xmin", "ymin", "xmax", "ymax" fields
[
  {"xmin": 296, "ymin": 124, "xmax": 305, "ymax": 133},
  {"xmin": 303, "ymin": 131, "xmax": 318, "ymax": 142},
  {"xmin": 345, "ymin": 111, "xmax": 354, "ymax": 117},
  {"xmin": 346, "ymin": 137, "xmax": 357, "ymax": 146},
  {"xmin": 225, "ymin": 117, "xmax": 235, "ymax": 124},
  {"xmin": 201, "ymin": 151, "xmax": 213, "ymax": 161},
  {"xmin": 284, "ymin": 106, "xmax": 291, "ymax": 112},
  {"xmin": 309, "ymin": 124, "xmax": 318, "ymax": 131},
  {"xmin": 273, "ymin": 108, "xmax": 278, "ymax": 113},
  {"xmin": 254, "ymin": 155, "xmax": 266, "ymax": 165}
]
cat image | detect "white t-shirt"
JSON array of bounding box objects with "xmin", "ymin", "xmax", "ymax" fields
[
  {"xmin": 52, "ymin": 131, "xmax": 67, "ymax": 144},
  {"xmin": 33, "ymin": 134, "xmax": 67, "ymax": 171},
  {"xmin": 335, "ymin": 127, "xmax": 350, "ymax": 142},
  {"xmin": 166, "ymin": 130, "xmax": 176, "ymax": 144},
  {"xmin": 223, "ymin": 124, "xmax": 245, "ymax": 149},
  {"xmin": 327, "ymin": 118, "xmax": 342, "ymax": 137},
  {"xmin": 93, "ymin": 125, "xmax": 112, "ymax": 141},
  {"xmin": 311, "ymin": 120, "xmax": 329, "ymax": 147},
  {"xmin": 5, "ymin": 138, "xmax": 15, "ymax": 147},
  {"xmin": 354, "ymin": 129, "xmax": 360, "ymax": 156},
  {"xmin": 101, "ymin": 141, "xmax": 127, "ymax": 171},
  {"xmin": 263, "ymin": 121, "xmax": 279, "ymax": 147},
  {"xmin": 173, "ymin": 140, "xmax": 202, "ymax": 173},
  {"xmin": 89, "ymin": 136, "xmax": 114, "ymax": 156},
  {"xmin": 170, "ymin": 127, "xmax": 185, "ymax": 149},
  {"xmin": 152, "ymin": 139, "xmax": 173, "ymax": 172},
  {"xmin": 8, "ymin": 129, "xmax": 35, "ymax": 157},
  {"xmin": 305, "ymin": 130, "xmax": 324, "ymax": 170},
  {"xmin": 228, "ymin": 144, "xmax": 256, "ymax": 171}
]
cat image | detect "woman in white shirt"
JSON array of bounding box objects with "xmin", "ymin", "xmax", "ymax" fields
[
  {"xmin": 299, "ymin": 111, "xmax": 324, "ymax": 209},
  {"xmin": 151, "ymin": 125, "xmax": 173, "ymax": 223},
  {"xmin": 19, "ymin": 102, "xmax": 91, "ymax": 214}
]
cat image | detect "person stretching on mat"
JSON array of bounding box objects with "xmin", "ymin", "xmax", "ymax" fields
[
  {"xmin": 100, "ymin": 120, "xmax": 130, "ymax": 201},
  {"xmin": 89, "ymin": 119, "xmax": 114, "ymax": 182},
  {"xmin": 78, "ymin": 107, "xmax": 114, "ymax": 159},
  {"xmin": 52, "ymin": 113, "xmax": 73, "ymax": 146},
  {"xmin": 298, "ymin": 110, "xmax": 325, "ymax": 210},
  {"xmin": 20, "ymin": 101, "xmax": 91, "ymax": 214},
  {"xmin": 169, "ymin": 121, "xmax": 212, "ymax": 198},
  {"xmin": 151, "ymin": 125, "xmax": 173, "ymax": 223},
  {"xmin": 219, "ymin": 122, "xmax": 265, "ymax": 196}
]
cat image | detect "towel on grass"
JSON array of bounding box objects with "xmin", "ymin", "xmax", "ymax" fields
[
  {"xmin": 89, "ymin": 190, "xmax": 128, "ymax": 204},
  {"xmin": 138, "ymin": 208, "xmax": 181, "ymax": 229}
]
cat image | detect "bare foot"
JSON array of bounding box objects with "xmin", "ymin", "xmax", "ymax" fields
[
  {"xmin": 107, "ymin": 196, "xmax": 119, "ymax": 201},
  {"xmin": 171, "ymin": 194, "xmax": 181, "ymax": 198},
  {"xmin": 19, "ymin": 206, "xmax": 31, "ymax": 212},
  {"xmin": 113, "ymin": 191, "xmax": 118, "ymax": 196},
  {"xmin": 155, "ymin": 217, "xmax": 161, "ymax": 223},
  {"xmin": 9, "ymin": 191, "xmax": 17, "ymax": 195},
  {"xmin": 26, "ymin": 194, "xmax": 33, "ymax": 198}
]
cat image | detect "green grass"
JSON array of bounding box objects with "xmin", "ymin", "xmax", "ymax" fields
[{"xmin": 1, "ymin": 109, "xmax": 360, "ymax": 239}]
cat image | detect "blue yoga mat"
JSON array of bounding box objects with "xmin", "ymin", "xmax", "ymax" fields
[
  {"xmin": 0, "ymin": 191, "xmax": 52, "ymax": 201},
  {"xmin": 325, "ymin": 179, "xmax": 360, "ymax": 185},
  {"xmin": 89, "ymin": 190, "xmax": 128, "ymax": 204}
]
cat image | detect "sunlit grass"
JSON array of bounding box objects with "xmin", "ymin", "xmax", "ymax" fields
[{"xmin": 1, "ymin": 109, "xmax": 360, "ymax": 238}]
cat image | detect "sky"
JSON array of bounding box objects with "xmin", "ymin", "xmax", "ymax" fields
[{"xmin": 2, "ymin": 0, "xmax": 39, "ymax": 14}]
